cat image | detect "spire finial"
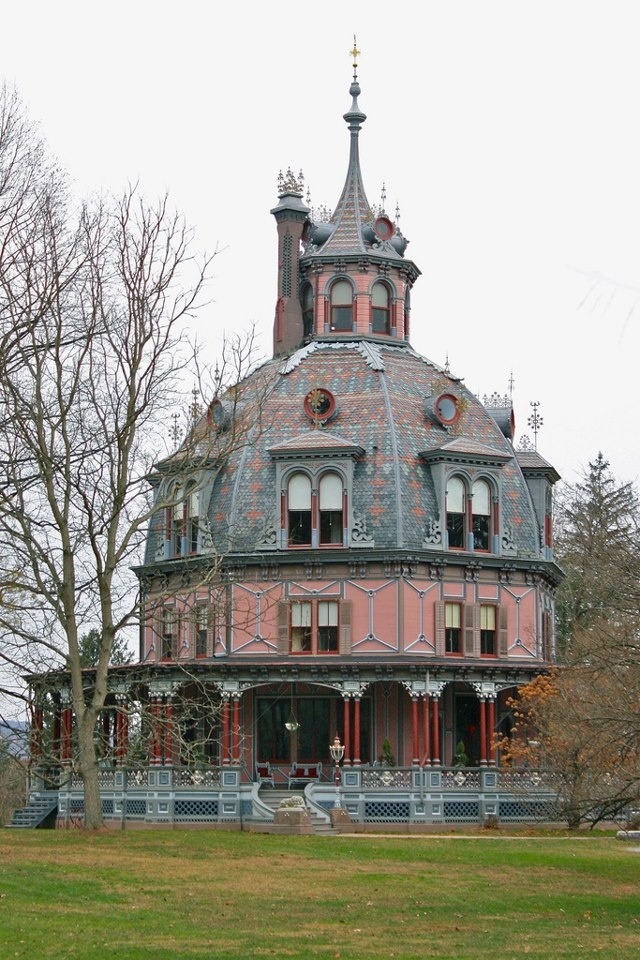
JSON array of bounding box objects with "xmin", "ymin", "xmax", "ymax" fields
[{"xmin": 350, "ymin": 35, "xmax": 360, "ymax": 81}]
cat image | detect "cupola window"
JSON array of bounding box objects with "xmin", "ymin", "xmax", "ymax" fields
[
  {"xmin": 471, "ymin": 479, "xmax": 491, "ymax": 551},
  {"xmin": 445, "ymin": 476, "xmax": 465, "ymax": 549},
  {"xmin": 330, "ymin": 279, "xmax": 354, "ymax": 332},
  {"xmin": 371, "ymin": 281, "xmax": 391, "ymax": 334},
  {"xmin": 319, "ymin": 472, "xmax": 344, "ymax": 544},
  {"xmin": 287, "ymin": 473, "xmax": 312, "ymax": 546}
]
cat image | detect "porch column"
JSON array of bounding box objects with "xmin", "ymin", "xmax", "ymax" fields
[
  {"xmin": 30, "ymin": 703, "xmax": 44, "ymax": 762},
  {"xmin": 479, "ymin": 698, "xmax": 488, "ymax": 766},
  {"xmin": 221, "ymin": 698, "xmax": 231, "ymax": 765},
  {"xmin": 430, "ymin": 696, "xmax": 441, "ymax": 766},
  {"xmin": 487, "ymin": 698, "xmax": 497, "ymax": 766},
  {"xmin": 101, "ymin": 710, "xmax": 111, "ymax": 759},
  {"xmin": 343, "ymin": 697, "xmax": 351, "ymax": 765},
  {"xmin": 411, "ymin": 696, "xmax": 420, "ymax": 766},
  {"xmin": 422, "ymin": 693, "xmax": 431, "ymax": 765},
  {"xmin": 53, "ymin": 703, "xmax": 61, "ymax": 760},
  {"xmin": 164, "ymin": 697, "xmax": 174, "ymax": 765},
  {"xmin": 150, "ymin": 696, "xmax": 163, "ymax": 765},
  {"xmin": 115, "ymin": 695, "xmax": 128, "ymax": 765},
  {"xmin": 61, "ymin": 701, "xmax": 73, "ymax": 763},
  {"xmin": 232, "ymin": 696, "xmax": 241, "ymax": 764},
  {"xmin": 353, "ymin": 697, "xmax": 361, "ymax": 765}
]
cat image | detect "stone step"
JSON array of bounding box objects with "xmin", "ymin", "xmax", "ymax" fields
[
  {"xmin": 6, "ymin": 796, "xmax": 58, "ymax": 830},
  {"xmin": 257, "ymin": 787, "xmax": 338, "ymax": 835}
]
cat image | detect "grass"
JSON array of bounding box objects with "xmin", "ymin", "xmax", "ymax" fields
[{"xmin": 0, "ymin": 829, "xmax": 639, "ymax": 959}]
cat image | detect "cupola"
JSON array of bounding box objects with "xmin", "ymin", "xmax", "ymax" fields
[{"xmin": 272, "ymin": 42, "xmax": 421, "ymax": 357}]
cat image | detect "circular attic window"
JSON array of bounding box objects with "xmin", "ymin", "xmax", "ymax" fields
[
  {"xmin": 304, "ymin": 388, "xmax": 336, "ymax": 422},
  {"xmin": 373, "ymin": 216, "xmax": 394, "ymax": 241},
  {"xmin": 435, "ymin": 393, "xmax": 460, "ymax": 426}
]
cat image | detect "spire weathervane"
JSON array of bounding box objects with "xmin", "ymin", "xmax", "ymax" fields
[{"xmin": 350, "ymin": 36, "xmax": 360, "ymax": 80}]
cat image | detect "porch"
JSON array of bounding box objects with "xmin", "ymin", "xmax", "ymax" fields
[{"xmin": 28, "ymin": 762, "xmax": 558, "ymax": 830}]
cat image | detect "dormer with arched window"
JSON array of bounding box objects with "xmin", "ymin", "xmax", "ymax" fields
[
  {"xmin": 444, "ymin": 473, "xmax": 497, "ymax": 552},
  {"xmin": 285, "ymin": 468, "xmax": 346, "ymax": 548}
]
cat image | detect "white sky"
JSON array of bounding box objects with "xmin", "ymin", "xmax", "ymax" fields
[{"xmin": 2, "ymin": 1, "xmax": 640, "ymax": 486}]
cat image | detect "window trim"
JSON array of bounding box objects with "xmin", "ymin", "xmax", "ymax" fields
[
  {"xmin": 371, "ymin": 280, "xmax": 391, "ymax": 335},
  {"xmin": 289, "ymin": 599, "xmax": 339, "ymax": 655},
  {"xmin": 329, "ymin": 278, "xmax": 354, "ymax": 332},
  {"xmin": 285, "ymin": 469, "xmax": 346, "ymax": 549}
]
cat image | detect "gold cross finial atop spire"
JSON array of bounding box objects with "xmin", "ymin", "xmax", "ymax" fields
[{"xmin": 350, "ymin": 35, "xmax": 360, "ymax": 80}]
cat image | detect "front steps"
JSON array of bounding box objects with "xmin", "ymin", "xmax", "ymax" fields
[
  {"xmin": 254, "ymin": 788, "xmax": 339, "ymax": 835},
  {"xmin": 7, "ymin": 794, "xmax": 58, "ymax": 829}
]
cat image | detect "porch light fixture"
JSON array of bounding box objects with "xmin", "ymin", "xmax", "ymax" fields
[
  {"xmin": 285, "ymin": 709, "xmax": 299, "ymax": 732},
  {"xmin": 285, "ymin": 713, "xmax": 299, "ymax": 732},
  {"xmin": 329, "ymin": 733, "xmax": 345, "ymax": 788}
]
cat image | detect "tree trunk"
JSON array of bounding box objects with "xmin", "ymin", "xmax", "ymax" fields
[{"xmin": 77, "ymin": 714, "xmax": 103, "ymax": 829}]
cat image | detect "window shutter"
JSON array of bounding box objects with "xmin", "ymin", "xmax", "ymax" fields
[
  {"xmin": 339, "ymin": 600, "xmax": 352, "ymax": 654},
  {"xmin": 277, "ymin": 601, "xmax": 290, "ymax": 655},
  {"xmin": 435, "ymin": 601, "xmax": 445, "ymax": 656},
  {"xmin": 498, "ymin": 606, "xmax": 508, "ymax": 656},
  {"xmin": 464, "ymin": 604, "xmax": 479, "ymax": 657}
]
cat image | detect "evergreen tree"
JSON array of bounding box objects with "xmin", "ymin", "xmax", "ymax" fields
[
  {"xmin": 555, "ymin": 453, "xmax": 640, "ymax": 653},
  {"xmin": 77, "ymin": 629, "xmax": 132, "ymax": 668}
]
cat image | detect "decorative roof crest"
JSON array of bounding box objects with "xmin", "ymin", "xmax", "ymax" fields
[{"xmin": 277, "ymin": 167, "xmax": 305, "ymax": 198}]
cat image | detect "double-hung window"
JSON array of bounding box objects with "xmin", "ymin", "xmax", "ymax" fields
[
  {"xmin": 290, "ymin": 600, "xmax": 339, "ymax": 654},
  {"xmin": 445, "ymin": 603, "xmax": 461, "ymax": 655}
]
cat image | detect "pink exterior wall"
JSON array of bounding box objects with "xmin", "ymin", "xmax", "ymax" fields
[{"xmin": 144, "ymin": 575, "xmax": 543, "ymax": 666}]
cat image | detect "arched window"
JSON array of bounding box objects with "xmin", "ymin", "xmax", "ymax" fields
[
  {"xmin": 301, "ymin": 282, "xmax": 314, "ymax": 337},
  {"xmin": 371, "ymin": 282, "xmax": 390, "ymax": 334},
  {"xmin": 471, "ymin": 479, "xmax": 491, "ymax": 550},
  {"xmin": 446, "ymin": 476, "xmax": 465, "ymax": 549},
  {"xmin": 319, "ymin": 473, "xmax": 343, "ymax": 545},
  {"xmin": 288, "ymin": 473, "xmax": 312, "ymax": 546},
  {"xmin": 330, "ymin": 279, "xmax": 353, "ymax": 331},
  {"xmin": 171, "ymin": 487, "xmax": 184, "ymax": 557},
  {"xmin": 185, "ymin": 482, "xmax": 199, "ymax": 555}
]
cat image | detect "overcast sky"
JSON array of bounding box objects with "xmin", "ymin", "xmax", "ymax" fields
[{"xmin": 2, "ymin": 1, "xmax": 639, "ymax": 486}]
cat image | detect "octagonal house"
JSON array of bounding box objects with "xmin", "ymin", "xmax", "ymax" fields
[{"xmin": 27, "ymin": 61, "xmax": 562, "ymax": 831}]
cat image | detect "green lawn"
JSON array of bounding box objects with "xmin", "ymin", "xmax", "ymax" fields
[{"xmin": 1, "ymin": 829, "xmax": 638, "ymax": 959}]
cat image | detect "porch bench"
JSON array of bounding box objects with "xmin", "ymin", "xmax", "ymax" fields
[{"xmin": 287, "ymin": 762, "xmax": 322, "ymax": 788}]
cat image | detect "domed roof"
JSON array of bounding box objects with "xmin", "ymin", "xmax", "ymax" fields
[{"xmin": 146, "ymin": 339, "xmax": 543, "ymax": 563}]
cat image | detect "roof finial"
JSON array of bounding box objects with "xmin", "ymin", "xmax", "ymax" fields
[{"xmin": 350, "ymin": 35, "xmax": 360, "ymax": 81}]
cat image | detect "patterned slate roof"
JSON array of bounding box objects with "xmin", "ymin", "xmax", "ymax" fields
[{"xmin": 145, "ymin": 340, "xmax": 551, "ymax": 563}]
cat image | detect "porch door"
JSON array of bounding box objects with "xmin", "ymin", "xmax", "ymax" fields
[
  {"xmin": 454, "ymin": 693, "xmax": 481, "ymax": 765},
  {"xmin": 297, "ymin": 698, "xmax": 330, "ymax": 762}
]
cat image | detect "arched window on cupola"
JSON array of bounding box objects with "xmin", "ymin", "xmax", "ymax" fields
[
  {"xmin": 319, "ymin": 472, "xmax": 344, "ymax": 545},
  {"xmin": 301, "ymin": 282, "xmax": 314, "ymax": 338},
  {"xmin": 471, "ymin": 479, "xmax": 491, "ymax": 551},
  {"xmin": 330, "ymin": 279, "xmax": 354, "ymax": 332},
  {"xmin": 371, "ymin": 281, "xmax": 391, "ymax": 334},
  {"xmin": 288, "ymin": 473, "xmax": 312, "ymax": 546},
  {"xmin": 445, "ymin": 476, "xmax": 465, "ymax": 549}
]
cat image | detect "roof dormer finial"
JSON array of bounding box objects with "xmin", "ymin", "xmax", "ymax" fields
[{"xmin": 350, "ymin": 35, "xmax": 360, "ymax": 82}]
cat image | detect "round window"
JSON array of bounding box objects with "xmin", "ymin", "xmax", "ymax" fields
[
  {"xmin": 435, "ymin": 393, "xmax": 459, "ymax": 425},
  {"xmin": 304, "ymin": 388, "xmax": 336, "ymax": 422},
  {"xmin": 373, "ymin": 216, "xmax": 394, "ymax": 241}
]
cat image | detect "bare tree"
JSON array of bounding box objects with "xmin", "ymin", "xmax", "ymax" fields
[{"xmin": 0, "ymin": 86, "xmax": 213, "ymax": 827}]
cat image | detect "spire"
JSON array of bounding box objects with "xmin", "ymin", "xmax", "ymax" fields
[{"xmin": 317, "ymin": 37, "xmax": 373, "ymax": 255}]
